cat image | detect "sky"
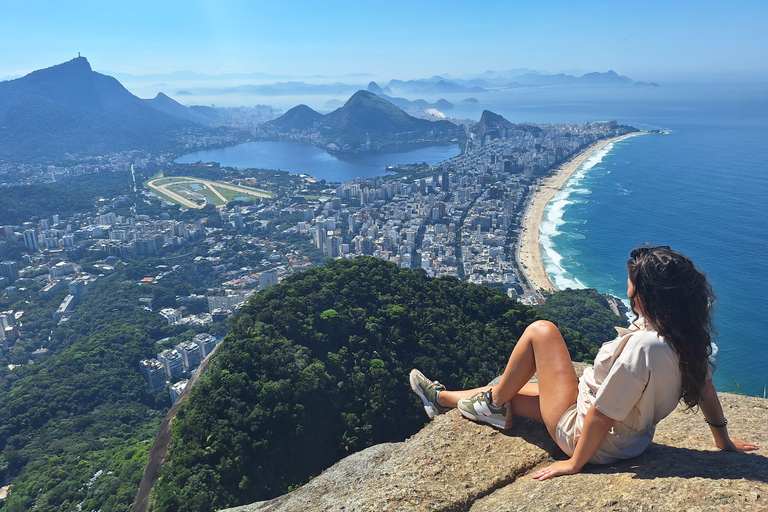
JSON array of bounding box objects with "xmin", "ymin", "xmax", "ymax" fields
[{"xmin": 1, "ymin": 0, "xmax": 767, "ymax": 82}]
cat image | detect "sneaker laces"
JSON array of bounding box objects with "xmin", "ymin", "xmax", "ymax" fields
[
  {"xmin": 468, "ymin": 390, "xmax": 486, "ymax": 401},
  {"xmin": 474, "ymin": 389, "xmax": 496, "ymax": 405},
  {"xmin": 431, "ymin": 380, "xmax": 445, "ymax": 391}
]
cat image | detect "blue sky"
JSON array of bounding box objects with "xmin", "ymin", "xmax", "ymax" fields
[{"xmin": 1, "ymin": 0, "xmax": 766, "ymax": 81}]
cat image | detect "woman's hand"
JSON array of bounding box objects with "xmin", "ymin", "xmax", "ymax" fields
[
  {"xmin": 530, "ymin": 459, "xmax": 581, "ymax": 481},
  {"xmin": 713, "ymin": 436, "xmax": 759, "ymax": 452},
  {"xmin": 699, "ymin": 380, "xmax": 758, "ymax": 453},
  {"xmin": 531, "ymin": 406, "xmax": 613, "ymax": 482}
]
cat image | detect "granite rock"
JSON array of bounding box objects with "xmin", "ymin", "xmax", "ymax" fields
[
  {"xmin": 471, "ymin": 392, "xmax": 768, "ymax": 512},
  {"xmin": 225, "ymin": 369, "xmax": 767, "ymax": 512}
]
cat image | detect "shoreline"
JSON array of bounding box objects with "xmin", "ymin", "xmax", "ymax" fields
[{"xmin": 517, "ymin": 132, "xmax": 643, "ymax": 297}]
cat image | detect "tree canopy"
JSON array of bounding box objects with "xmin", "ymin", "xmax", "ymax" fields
[
  {"xmin": 535, "ymin": 288, "xmax": 626, "ymax": 347},
  {"xmin": 151, "ymin": 258, "xmax": 604, "ymax": 511}
]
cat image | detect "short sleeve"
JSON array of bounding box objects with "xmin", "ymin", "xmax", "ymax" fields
[{"xmin": 592, "ymin": 334, "xmax": 651, "ymax": 421}]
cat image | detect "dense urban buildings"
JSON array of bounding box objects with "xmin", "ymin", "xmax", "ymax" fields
[{"xmin": 0, "ymin": 114, "xmax": 629, "ymax": 402}]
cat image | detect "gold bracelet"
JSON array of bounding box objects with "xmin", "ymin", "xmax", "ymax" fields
[{"xmin": 705, "ymin": 418, "xmax": 728, "ymax": 429}]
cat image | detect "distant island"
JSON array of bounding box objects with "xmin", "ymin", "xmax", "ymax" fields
[
  {"xmin": 366, "ymin": 81, "xmax": 454, "ymax": 111},
  {"xmin": 120, "ymin": 69, "xmax": 660, "ymax": 99}
]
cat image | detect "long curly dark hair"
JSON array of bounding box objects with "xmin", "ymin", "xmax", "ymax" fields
[{"xmin": 627, "ymin": 245, "xmax": 715, "ymax": 409}]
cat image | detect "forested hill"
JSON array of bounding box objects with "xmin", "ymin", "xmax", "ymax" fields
[
  {"xmin": 0, "ymin": 57, "xmax": 197, "ymax": 161},
  {"xmin": 151, "ymin": 258, "xmax": 603, "ymax": 511}
]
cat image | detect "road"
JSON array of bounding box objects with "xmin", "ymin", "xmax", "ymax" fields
[{"xmin": 131, "ymin": 342, "xmax": 223, "ymax": 512}]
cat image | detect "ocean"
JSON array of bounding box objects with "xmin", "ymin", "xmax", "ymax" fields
[
  {"xmin": 179, "ymin": 81, "xmax": 768, "ymax": 394},
  {"xmin": 447, "ymin": 82, "xmax": 767, "ymax": 395}
]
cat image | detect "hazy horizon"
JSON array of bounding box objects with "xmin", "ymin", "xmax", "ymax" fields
[{"xmin": 2, "ymin": 0, "xmax": 766, "ymax": 83}]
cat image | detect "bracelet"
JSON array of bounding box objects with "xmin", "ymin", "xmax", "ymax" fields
[{"xmin": 705, "ymin": 417, "xmax": 728, "ymax": 429}]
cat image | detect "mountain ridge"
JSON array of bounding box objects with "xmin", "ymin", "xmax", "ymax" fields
[
  {"xmin": 144, "ymin": 92, "xmax": 222, "ymax": 125},
  {"xmin": 264, "ymin": 90, "xmax": 460, "ymax": 150},
  {"xmin": 366, "ymin": 81, "xmax": 454, "ymax": 111},
  {"xmin": 135, "ymin": 70, "xmax": 657, "ymax": 100},
  {"xmin": 0, "ymin": 57, "xmax": 200, "ymax": 161},
  {"xmin": 268, "ymin": 104, "xmax": 325, "ymax": 132}
]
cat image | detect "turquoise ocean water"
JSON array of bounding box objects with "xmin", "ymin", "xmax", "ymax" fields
[{"xmin": 448, "ymin": 82, "xmax": 768, "ymax": 395}]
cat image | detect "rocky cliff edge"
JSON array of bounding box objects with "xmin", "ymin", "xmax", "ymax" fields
[{"xmin": 225, "ymin": 371, "xmax": 767, "ymax": 512}]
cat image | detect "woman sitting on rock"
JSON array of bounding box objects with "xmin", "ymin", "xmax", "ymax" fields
[{"xmin": 410, "ymin": 245, "xmax": 758, "ymax": 479}]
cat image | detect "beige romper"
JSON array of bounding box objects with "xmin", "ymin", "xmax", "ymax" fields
[{"xmin": 555, "ymin": 320, "xmax": 682, "ymax": 464}]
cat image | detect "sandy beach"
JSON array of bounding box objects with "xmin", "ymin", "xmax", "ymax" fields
[{"xmin": 517, "ymin": 133, "xmax": 642, "ymax": 296}]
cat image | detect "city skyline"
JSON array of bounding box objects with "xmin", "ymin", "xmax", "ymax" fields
[{"xmin": 2, "ymin": 0, "xmax": 767, "ymax": 82}]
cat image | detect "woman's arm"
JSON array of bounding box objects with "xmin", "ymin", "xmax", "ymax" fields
[
  {"xmin": 699, "ymin": 378, "xmax": 759, "ymax": 452},
  {"xmin": 531, "ymin": 405, "xmax": 615, "ymax": 480}
]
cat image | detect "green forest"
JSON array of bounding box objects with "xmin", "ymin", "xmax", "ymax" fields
[
  {"xmin": 0, "ymin": 257, "xmax": 624, "ymax": 512},
  {"xmin": 149, "ymin": 258, "xmax": 615, "ymax": 511},
  {"xmin": 0, "ymin": 280, "xmax": 168, "ymax": 512},
  {"xmin": 0, "ymin": 171, "xmax": 133, "ymax": 225},
  {"xmin": 535, "ymin": 288, "xmax": 626, "ymax": 345},
  {"xmin": 0, "ymin": 259, "xmax": 227, "ymax": 511}
]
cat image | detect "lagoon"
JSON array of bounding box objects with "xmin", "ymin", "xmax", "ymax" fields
[{"xmin": 175, "ymin": 140, "xmax": 461, "ymax": 183}]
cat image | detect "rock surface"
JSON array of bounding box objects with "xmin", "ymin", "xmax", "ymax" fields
[{"xmin": 225, "ymin": 369, "xmax": 768, "ymax": 512}]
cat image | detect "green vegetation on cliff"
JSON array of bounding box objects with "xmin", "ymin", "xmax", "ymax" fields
[
  {"xmin": 535, "ymin": 288, "xmax": 626, "ymax": 346},
  {"xmin": 151, "ymin": 258, "xmax": 604, "ymax": 511},
  {"xmin": 0, "ymin": 280, "xmax": 168, "ymax": 511}
]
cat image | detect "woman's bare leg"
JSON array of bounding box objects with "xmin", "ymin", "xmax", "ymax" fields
[
  {"xmin": 437, "ymin": 386, "xmax": 493, "ymax": 407},
  {"xmin": 439, "ymin": 383, "xmax": 545, "ymax": 423},
  {"xmin": 510, "ymin": 383, "xmax": 545, "ymax": 424},
  {"xmin": 438, "ymin": 320, "xmax": 578, "ymax": 437}
]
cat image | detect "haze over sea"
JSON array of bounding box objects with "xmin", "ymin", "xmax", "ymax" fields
[{"xmin": 178, "ymin": 81, "xmax": 767, "ymax": 395}]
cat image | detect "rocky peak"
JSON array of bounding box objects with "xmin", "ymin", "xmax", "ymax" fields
[
  {"xmin": 366, "ymin": 81, "xmax": 384, "ymax": 95},
  {"xmin": 225, "ymin": 376, "xmax": 767, "ymax": 511}
]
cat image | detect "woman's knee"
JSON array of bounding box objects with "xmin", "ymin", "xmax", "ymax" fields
[{"xmin": 526, "ymin": 320, "xmax": 562, "ymax": 340}]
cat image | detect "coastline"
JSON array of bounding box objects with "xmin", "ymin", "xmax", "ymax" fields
[{"xmin": 517, "ymin": 132, "xmax": 643, "ymax": 297}]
